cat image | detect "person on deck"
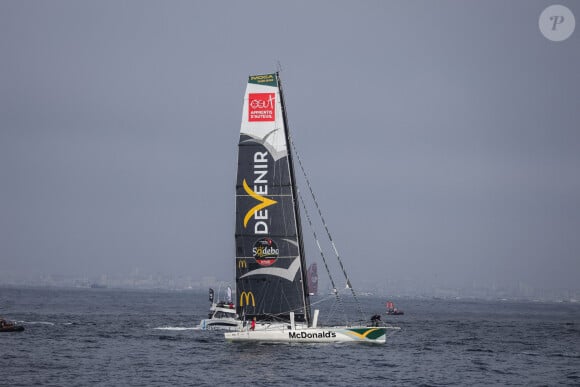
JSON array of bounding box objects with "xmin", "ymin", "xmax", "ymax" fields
[{"xmin": 250, "ymin": 317, "xmax": 256, "ymax": 331}]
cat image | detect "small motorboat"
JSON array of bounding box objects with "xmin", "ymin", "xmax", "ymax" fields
[
  {"xmin": 0, "ymin": 319, "xmax": 25, "ymax": 332},
  {"xmin": 198, "ymin": 301, "xmax": 242, "ymax": 331},
  {"xmin": 386, "ymin": 301, "xmax": 404, "ymax": 316},
  {"xmin": 197, "ymin": 287, "xmax": 242, "ymax": 331}
]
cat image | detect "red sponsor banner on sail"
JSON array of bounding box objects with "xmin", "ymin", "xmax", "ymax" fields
[{"xmin": 248, "ymin": 93, "xmax": 275, "ymax": 122}]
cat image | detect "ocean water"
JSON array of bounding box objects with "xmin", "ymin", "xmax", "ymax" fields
[{"xmin": 1, "ymin": 286, "xmax": 579, "ymax": 386}]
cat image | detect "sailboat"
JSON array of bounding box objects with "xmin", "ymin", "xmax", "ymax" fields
[
  {"xmin": 224, "ymin": 72, "xmax": 389, "ymax": 343},
  {"xmin": 307, "ymin": 263, "xmax": 318, "ymax": 296}
]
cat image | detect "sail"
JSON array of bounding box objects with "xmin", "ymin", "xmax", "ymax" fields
[
  {"xmin": 235, "ymin": 73, "xmax": 311, "ymax": 323},
  {"xmin": 307, "ymin": 263, "xmax": 318, "ymax": 296}
]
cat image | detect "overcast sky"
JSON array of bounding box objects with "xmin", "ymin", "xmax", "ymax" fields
[{"xmin": 1, "ymin": 1, "xmax": 578, "ymax": 291}]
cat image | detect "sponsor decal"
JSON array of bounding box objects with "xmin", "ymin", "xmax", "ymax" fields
[
  {"xmin": 248, "ymin": 93, "xmax": 275, "ymax": 122},
  {"xmin": 252, "ymin": 238, "xmax": 279, "ymax": 267},
  {"xmin": 242, "ymin": 151, "xmax": 277, "ymax": 235},
  {"xmin": 288, "ymin": 331, "xmax": 337, "ymax": 339},
  {"xmin": 249, "ymin": 74, "xmax": 276, "ymax": 86},
  {"xmin": 345, "ymin": 328, "xmax": 385, "ymax": 340},
  {"xmin": 238, "ymin": 259, "xmax": 247, "ymax": 269},
  {"xmin": 239, "ymin": 291, "xmax": 256, "ymax": 307}
]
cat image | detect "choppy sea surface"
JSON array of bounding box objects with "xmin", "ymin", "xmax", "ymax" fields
[{"xmin": 1, "ymin": 286, "xmax": 579, "ymax": 386}]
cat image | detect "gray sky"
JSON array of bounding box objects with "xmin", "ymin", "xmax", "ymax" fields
[{"xmin": 1, "ymin": 1, "xmax": 579, "ymax": 291}]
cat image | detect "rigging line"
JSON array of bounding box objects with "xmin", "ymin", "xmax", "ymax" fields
[
  {"xmin": 289, "ymin": 135, "xmax": 366, "ymax": 322},
  {"xmin": 308, "ymin": 294, "xmax": 335, "ymax": 308},
  {"xmin": 296, "ymin": 188, "xmax": 347, "ymax": 322}
]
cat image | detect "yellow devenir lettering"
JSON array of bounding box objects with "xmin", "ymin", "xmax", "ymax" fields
[{"xmin": 242, "ymin": 179, "xmax": 277, "ymax": 228}]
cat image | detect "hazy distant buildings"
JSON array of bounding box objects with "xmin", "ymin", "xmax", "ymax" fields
[{"xmin": 0, "ymin": 270, "xmax": 578, "ymax": 302}]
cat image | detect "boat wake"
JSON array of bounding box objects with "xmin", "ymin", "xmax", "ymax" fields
[
  {"xmin": 18, "ymin": 321, "xmax": 55, "ymax": 326},
  {"xmin": 153, "ymin": 326, "xmax": 199, "ymax": 331}
]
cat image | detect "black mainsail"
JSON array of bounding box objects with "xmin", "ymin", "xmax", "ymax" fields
[{"xmin": 235, "ymin": 73, "xmax": 311, "ymax": 323}]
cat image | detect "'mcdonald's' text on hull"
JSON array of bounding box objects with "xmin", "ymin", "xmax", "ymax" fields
[{"xmin": 225, "ymin": 326, "xmax": 386, "ymax": 343}]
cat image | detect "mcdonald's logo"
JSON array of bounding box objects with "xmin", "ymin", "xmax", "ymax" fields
[
  {"xmin": 238, "ymin": 259, "xmax": 247, "ymax": 269},
  {"xmin": 239, "ymin": 291, "xmax": 256, "ymax": 307}
]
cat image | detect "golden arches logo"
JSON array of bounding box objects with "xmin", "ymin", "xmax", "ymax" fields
[
  {"xmin": 242, "ymin": 179, "xmax": 277, "ymax": 228},
  {"xmin": 238, "ymin": 259, "xmax": 247, "ymax": 269},
  {"xmin": 239, "ymin": 291, "xmax": 256, "ymax": 307}
]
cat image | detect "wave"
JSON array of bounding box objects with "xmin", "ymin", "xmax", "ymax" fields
[
  {"xmin": 548, "ymin": 352, "xmax": 580, "ymax": 359},
  {"xmin": 520, "ymin": 351, "xmax": 540, "ymax": 357}
]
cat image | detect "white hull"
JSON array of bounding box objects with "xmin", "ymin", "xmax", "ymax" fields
[
  {"xmin": 199, "ymin": 318, "xmax": 242, "ymax": 331},
  {"xmin": 225, "ymin": 325, "xmax": 386, "ymax": 344},
  {"xmin": 198, "ymin": 302, "xmax": 241, "ymax": 331}
]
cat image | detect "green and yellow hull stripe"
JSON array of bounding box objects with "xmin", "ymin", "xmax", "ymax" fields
[{"xmin": 345, "ymin": 328, "xmax": 386, "ymax": 341}]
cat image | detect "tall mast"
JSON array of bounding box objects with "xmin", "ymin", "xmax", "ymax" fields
[{"xmin": 276, "ymin": 72, "xmax": 311, "ymax": 324}]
